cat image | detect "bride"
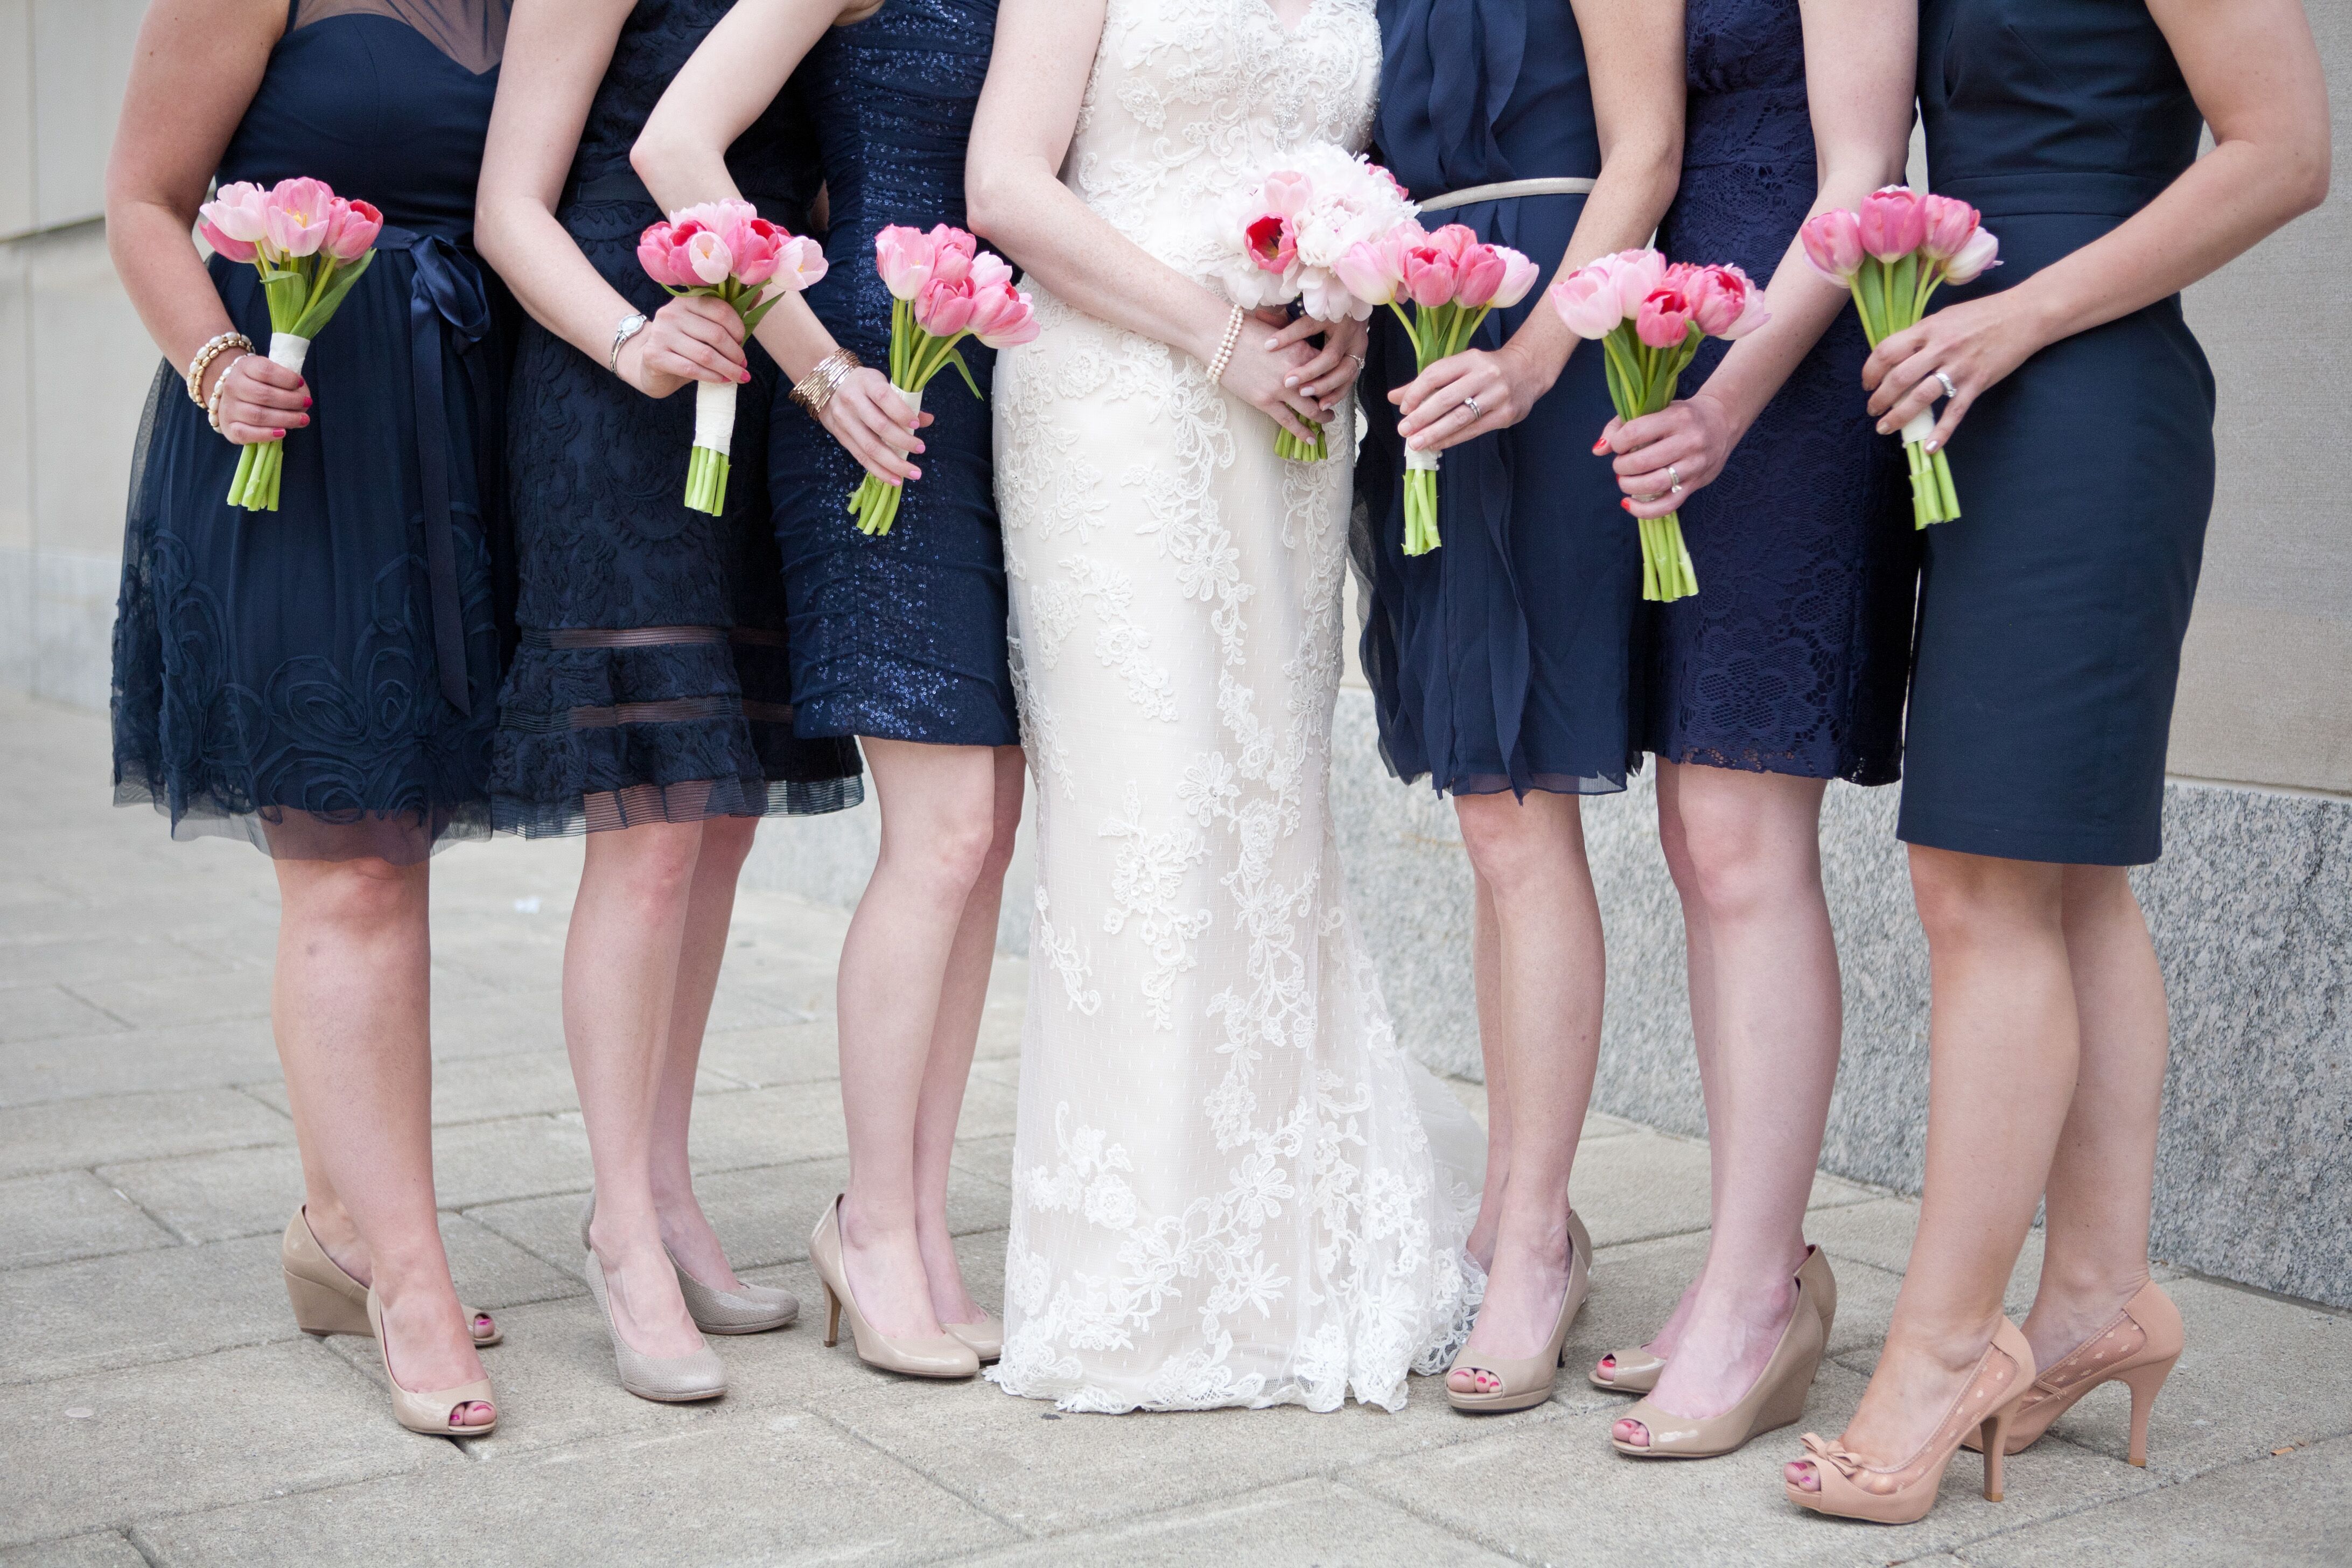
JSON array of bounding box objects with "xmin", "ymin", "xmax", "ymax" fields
[{"xmin": 965, "ymin": 0, "xmax": 1484, "ymax": 1412}]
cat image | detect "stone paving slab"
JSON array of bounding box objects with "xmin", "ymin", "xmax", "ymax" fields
[
  {"xmin": 0, "ymin": 1087, "xmax": 292, "ymax": 1179},
  {"xmin": 943, "ymin": 1478, "xmax": 1521, "ymax": 1566},
  {"xmin": 0, "ymin": 1531, "xmax": 149, "ymax": 1567},
  {"xmin": 0, "ymin": 1234, "xmax": 295, "ymax": 1385},
  {"xmin": 0, "ymin": 1170, "xmax": 175, "ymax": 1269},
  {"xmin": 0, "ymin": 1020, "xmax": 284, "ymax": 1107}
]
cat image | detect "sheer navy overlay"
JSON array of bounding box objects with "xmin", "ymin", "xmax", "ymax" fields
[
  {"xmin": 111, "ymin": 2, "xmax": 515, "ymax": 865},
  {"xmin": 767, "ymin": 0, "xmax": 1017, "ymax": 748},
  {"xmin": 491, "ymin": 0, "xmax": 864, "ymax": 836},
  {"xmin": 1643, "ymin": 0, "xmax": 1917, "ymax": 784}
]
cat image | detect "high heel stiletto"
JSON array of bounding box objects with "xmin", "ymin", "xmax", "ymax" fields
[
  {"xmin": 1591, "ymin": 1242, "xmax": 1837, "ymax": 1394},
  {"xmin": 1785, "ymin": 1316, "xmax": 2038, "ymax": 1525},
  {"xmin": 810, "ymin": 1196, "xmax": 979, "ymax": 1380},
  {"xmin": 1447, "ymin": 1211, "xmax": 1592, "ymax": 1413},
  {"xmin": 579, "ymin": 1195, "xmax": 797, "ymax": 1335},
  {"xmin": 282, "ymin": 1209, "xmax": 501, "ymax": 1346},
  {"xmin": 944, "ymin": 1312, "xmax": 1004, "ymax": 1363},
  {"xmin": 583, "ymin": 1247, "xmax": 728, "ymax": 1402},
  {"xmin": 364, "ymin": 1289, "xmax": 495, "ymax": 1438},
  {"xmin": 1962, "ymin": 1280, "xmax": 2182, "ymax": 1466},
  {"xmin": 1613, "ymin": 1249, "xmax": 1835, "ymax": 1459}
]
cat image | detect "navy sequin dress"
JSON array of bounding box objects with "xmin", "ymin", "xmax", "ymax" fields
[
  {"xmin": 1644, "ymin": 0, "xmax": 1917, "ymax": 783},
  {"xmin": 113, "ymin": 1, "xmax": 514, "ymax": 865},
  {"xmin": 491, "ymin": 0, "xmax": 863, "ymax": 834},
  {"xmin": 767, "ymin": 0, "xmax": 1018, "ymax": 748}
]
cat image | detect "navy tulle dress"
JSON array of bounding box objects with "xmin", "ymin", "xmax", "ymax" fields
[
  {"xmin": 1902, "ymin": 0, "xmax": 2215, "ymax": 865},
  {"xmin": 766, "ymin": 1, "xmax": 1017, "ymax": 748},
  {"xmin": 1356, "ymin": 0, "xmax": 1642, "ymax": 797},
  {"xmin": 113, "ymin": 0, "xmax": 516, "ymax": 865},
  {"xmin": 1643, "ymin": 0, "xmax": 1916, "ymax": 783},
  {"xmin": 491, "ymin": 0, "xmax": 863, "ymax": 834}
]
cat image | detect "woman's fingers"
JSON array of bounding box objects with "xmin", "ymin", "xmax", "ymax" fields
[
  {"xmin": 234, "ymin": 373, "xmax": 309, "ymax": 415},
  {"xmin": 1923, "ymin": 384, "xmax": 1975, "ymax": 452},
  {"xmin": 1873, "ymin": 347, "xmax": 1946, "ymax": 432},
  {"xmin": 675, "ymin": 315, "xmax": 750, "ymax": 375},
  {"xmin": 235, "ymin": 355, "xmax": 305, "ymax": 394},
  {"xmin": 652, "ymin": 338, "xmax": 743, "ymax": 387},
  {"xmin": 1605, "ymin": 406, "xmax": 1687, "ymax": 458},
  {"xmin": 1861, "ymin": 323, "xmax": 1928, "ymax": 394}
]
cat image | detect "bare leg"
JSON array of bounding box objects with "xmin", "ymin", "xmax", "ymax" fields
[
  {"xmin": 913, "ymin": 746, "xmax": 1025, "ymax": 1327},
  {"xmin": 569, "ymin": 818, "xmax": 707, "ymax": 1359},
  {"xmin": 1464, "ymin": 877, "xmax": 1511, "ymax": 1274},
  {"xmin": 1446, "ymin": 790, "xmax": 1606, "ymax": 1396},
  {"xmin": 836, "ymin": 739, "xmax": 1003, "ymax": 1339},
  {"xmin": 1790, "ymin": 846, "xmax": 2076, "ymax": 1490},
  {"xmin": 272, "ymin": 853, "xmax": 490, "ymax": 1427},
  {"xmin": 1620, "ymin": 765, "xmax": 1838, "ymax": 1441}
]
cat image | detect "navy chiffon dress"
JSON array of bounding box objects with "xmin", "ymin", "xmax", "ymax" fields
[
  {"xmin": 1644, "ymin": 0, "xmax": 1916, "ymax": 783},
  {"xmin": 113, "ymin": 0, "xmax": 514, "ymax": 866},
  {"xmin": 491, "ymin": 0, "xmax": 863, "ymax": 835},
  {"xmin": 1357, "ymin": 0, "xmax": 1642, "ymax": 798},
  {"xmin": 1901, "ymin": 0, "xmax": 2216, "ymax": 865},
  {"xmin": 767, "ymin": 0, "xmax": 1018, "ymax": 748}
]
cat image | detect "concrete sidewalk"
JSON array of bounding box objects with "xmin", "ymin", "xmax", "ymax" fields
[{"xmin": 1, "ymin": 690, "xmax": 2345, "ymax": 1567}]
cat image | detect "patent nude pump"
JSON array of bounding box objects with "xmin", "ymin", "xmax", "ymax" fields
[
  {"xmin": 1446, "ymin": 1211, "xmax": 1593, "ymax": 1413},
  {"xmin": 365, "ymin": 1289, "xmax": 496, "ymax": 1438},
  {"xmin": 810, "ymin": 1196, "xmax": 979, "ymax": 1380},
  {"xmin": 579, "ymin": 1194, "xmax": 797, "ymax": 1335},
  {"xmin": 282, "ymin": 1209, "xmax": 500, "ymax": 1347},
  {"xmin": 1592, "ymin": 1243, "xmax": 1837, "ymax": 1395},
  {"xmin": 944, "ymin": 1312, "xmax": 1004, "ymax": 1363},
  {"xmin": 582, "ymin": 1246, "xmax": 728, "ymax": 1403},
  {"xmin": 1962, "ymin": 1280, "xmax": 2183, "ymax": 1467},
  {"xmin": 1612, "ymin": 1249, "xmax": 1835, "ymax": 1459}
]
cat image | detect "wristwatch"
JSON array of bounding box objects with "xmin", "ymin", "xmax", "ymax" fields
[{"xmin": 608, "ymin": 312, "xmax": 649, "ymax": 376}]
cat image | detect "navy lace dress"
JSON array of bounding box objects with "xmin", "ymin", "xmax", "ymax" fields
[
  {"xmin": 490, "ymin": 0, "xmax": 863, "ymax": 834},
  {"xmin": 112, "ymin": 1, "xmax": 514, "ymax": 865},
  {"xmin": 1356, "ymin": 0, "xmax": 1642, "ymax": 797},
  {"xmin": 1643, "ymin": 0, "xmax": 1916, "ymax": 783},
  {"xmin": 766, "ymin": 0, "xmax": 1017, "ymax": 748}
]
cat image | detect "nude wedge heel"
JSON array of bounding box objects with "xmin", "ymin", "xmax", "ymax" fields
[
  {"xmin": 1613, "ymin": 1249, "xmax": 1833, "ymax": 1459},
  {"xmin": 364, "ymin": 1289, "xmax": 496, "ymax": 1439},
  {"xmin": 282, "ymin": 1209, "xmax": 500, "ymax": 1346}
]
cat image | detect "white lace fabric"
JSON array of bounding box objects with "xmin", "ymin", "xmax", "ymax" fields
[{"xmin": 989, "ymin": 0, "xmax": 1486, "ymax": 1415}]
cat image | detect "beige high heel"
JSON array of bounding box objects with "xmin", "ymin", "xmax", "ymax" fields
[
  {"xmin": 1963, "ymin": 1280, "xmax": 2182, "ymax": 1466},
  {"xmin": 810, "ymin": 1196, "xmax": 979, "ymax": 1380},
  {"xmin": 583, "ymin": 1247, "xmax": 727, "ymax": 1402},
  {"xmin": 282, "ymin": 1209, "xmax": 500, "ymax": 1346},
  {"xmin": 363, "ymin": 1289, "xmax": 496, "ymax": 1438},
  {"xmin": 944, "ymin": 1312, "xmax": 1003, "ymax": 1363},
  {"xmin": 579, "ymin": 1195, "xmax": 797, "ymax": 1335},
  {"xmin": 1591, "ymin": 1242, "xmax": 1837, "ymax": 1394},
  {"xmin": 1446, "ymin": 1210, "xmax": 1592, "ymax": 1413},
  {"xmin": 1612, "ymin": 1249, "xmax": 1834, "ymax": 1459},
  {"xmin": 1786, "ymin": 1316, "xmax": 2037, "ymax": 1525}
]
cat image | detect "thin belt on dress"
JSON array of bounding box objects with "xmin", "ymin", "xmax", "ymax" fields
[{"xmin": 1415, "ymin": 176, "xmax": 1596, "ymax": 214}]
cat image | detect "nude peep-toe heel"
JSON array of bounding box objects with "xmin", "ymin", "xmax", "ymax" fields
[
  {"xmin": 1786, "ymin": 1316, "xmax": 2037, "ymax": 1525},
  {"xmin": 1612, "ymin": 1249, "xmax": 1834, "ymax": 1459},
  {"xmin": 811, "ymin": 1196, "xmax": 979, "ymax": 1380},
  {"xmin": 1591, "ymin": 1241, "xmax": 1836, "ymax": 1394},
  {"xmin": 1447, "ymin": 1210, "xmax": 1592, "ymax": 1413},
  {"xmin": 579, "ymin": 1194, "xmax": 798, "ymax": 1335},
  {"xmin": 364, "ymin": 1289, "xmax": 495, "ymax": 1438},
  {"xmin": 282, "ymin": 1209, "xmax": 500, "ymax": 1347},
  {"xmin": 1963, "ymin": 1280, "xmax": 2182, "ymax": 1467}
]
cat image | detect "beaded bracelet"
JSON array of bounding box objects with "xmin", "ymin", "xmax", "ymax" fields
[
  {"xmin": 206, "ymin": 351, "xmax": 249, "ymax": 436},
  {"xmin": 185, "ymin": 332, "xmax": 254, "ymax": 407},
  {"xmin": 1205, "ymin": 306, "xmax": 1246, "ymax": 389},
  {"xmin": 790, "ymin": 347, "xmax": 862, "ymax": 419}
]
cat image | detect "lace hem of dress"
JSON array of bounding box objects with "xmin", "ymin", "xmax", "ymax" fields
[
  {"xmin": 1654, "ymin": 740, "xmax": 1900, "ymax": 787},
  {"xmin": 113, "ymin": 778, "xmax": 492, "ymax": 865}
]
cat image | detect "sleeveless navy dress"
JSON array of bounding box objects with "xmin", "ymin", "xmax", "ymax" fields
[
  {"xmin": 1902, "ymin": 0, "xmax": 2215, "ymax": 865},
  {"xmin": 767, "ymin": 0, "xmax": 1017, "ymax": 748},
  {"xmin": 1644, "ymin": 0, "xmax": 1916, "ymax": 783},
  {"xmin": 112, "ymin": 2, "xmax": 514, "ymax": 865},
  {"xmin": 1356, "ymin": 0, "xmax": 1642, "ymax": 798},
  {"xmin": 491, "ymin": 0, "xmax": 863, "ymax": 835}
]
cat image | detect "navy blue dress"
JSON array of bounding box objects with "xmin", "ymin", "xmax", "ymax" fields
[
  {"xmin": 491, "ymin": 0, "xmax": 863, "ymax": 835},
  {"xmin": 113, "ymin": 2, "xmax": 513, "ymax": 865},
  {"xmin": 1901, "ymin": 0, "xmax": 2215, "ymax": 865},
  {"xmin": 767, "ymin": 0, "xmax": 1017, "ymax": 748},
  {"xmin": 1356, "ymin": 0, "xmax": 1642, "ymax": 798},
  {"xmin": 1643, "ymin": 0, "xmax": 1916, "ymax": 783}
]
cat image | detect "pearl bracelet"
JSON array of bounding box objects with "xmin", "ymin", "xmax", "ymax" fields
[
  {"xmin": 206, "ymin": 351, "xmax": 248, "ymax": 436},
  {"xmin": 186, "ymin": 332, "xmax": 254, "ymax": 407},
  {"xmin": 790, "ymin": 347, "xmax": 862, "ymax": 419},
  {"xmin": 1205, "ymin": 306, "xmax": 1246, "ymax": 389}
]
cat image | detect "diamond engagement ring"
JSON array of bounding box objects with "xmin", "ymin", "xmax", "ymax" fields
[
  {"xmin": 1668, "ymin": 463, "xmax": 1683, "ymax": 495},
  {"xmin": 1464, "ymin": 395, "xmax": 1481, "ymax": 418},
  {"xmin": 1934, "ymin": 369, "xmax": 1959, "ymax": 401}
]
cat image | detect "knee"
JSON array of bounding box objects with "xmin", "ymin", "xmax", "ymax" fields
[
  {"xmin": 1908, "ymin": 846, "xmax": 2061, "ymax": 950},
  {"xmin": 895, "ymin": 800, "xmax": 999, "ymax": 903},
  {"xmin": 594, "ymin": 822, "xmax": 705, "ymax": 909},
  {"xmin": 1676, "ymin": 804, "xmax": 1791, "ymax": 925},
  {"xmin": 290, "ymin": 856, "xmax": 420, "ymax": 932},
  {"xmin": 1454, "ymin": 797, "xmax": 1554, "ymax": 894},
  {"xmin": 697, "ymin": 815, "xmax": 759, "ymax": 878}
]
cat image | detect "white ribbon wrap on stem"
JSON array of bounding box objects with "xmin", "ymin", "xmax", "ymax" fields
[
  {"xmin": 269, "ymin": 333, "xmax": 312, "ymax": 375},
  {"xmin": 896, "ymin": 384, "xmax": 925, "ymax": 422},
  {"xmin": 1901, "ymin": 408, "xmax": 1936, "ymax": 447},
  {"xmin": 693, "ymin": 379, "xmax": 738, "ymax": 457},
  {"xmin": 1405, "ymin": 444, "xmax": 1440, "ymax": 473}
]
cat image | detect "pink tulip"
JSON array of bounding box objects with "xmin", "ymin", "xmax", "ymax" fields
[
  {"xmin": 1917, "ymin": 194, "xmax": 1982, "ymax": 262},
  {"xmin": 1489, "ymin": 248, "xmax": 1541, "ymax": 310},
  {"xmin": 682, "ymin": 228, "xmax": 734, "ymax": 286},
  {"xmin": 1245, "ymin": 214, "xmax": 1297, "ymax": 275},
  {"xmin": 1263, "ymin": 170, "xmax": 1313, "ymax": 218},
  {"xmin": 321, "ymin": 198, "xmax": 382, "ymax": 263},
  {"xmin": 264, "ymin": 177, "xmax": 337, "ymax": 258},
  {"xmin": 730, "ymin": 217, "xmax": 785, "ymax": 286},
  {"xmin": 874, "ymin": 225, "xmax": 943, "ymax": 300},
  {"xmin": 1798, "ymin": 209, "xmax": 1864, "ymax": 285},
  {"xmin": 1401, "ymin": 244, "xmax": 1459, "ymax": 308},
  {"xmin": 1857, "ymin": 185, "xmax": 1928, "ymax": 262},
  {"xmin": 1425, "ymin": 223, "xmax": 1480, "ymax": 263},
  {"xmin": 1547, "ymin": 262, "xmax": 1625, "ymax": 339},
  {"xmin": 199, "ymin": 182, "xmax": 272, "ymax": 247},
  {"xmin": 1452, "ymin": 244, "xmax": 1508, "ymax": 309},
  {"xmin": 912, "ymin": 276, "xmax": 976, "ymax": 338},
  {"xmin": 773, "ymin": 234, "xmax": 830, "ymax": 292},
  {"xmin": 1686, "ymin": 263, "xmax": 1768, "ymax": 339},
  {"xmin": 199, "ymin": 218, "xmax": 259, "ymax": 265},
  {"xmin": 1607, "ymin": 249, "xmax": 1668, "ymax": 317},
  {"xmin": 968, "ymin": 283, "xmax": 1040, "ymax": 348},
  {"xmin": 970, "ymin": 251, "xmax": 1015, "ymax": 292},
  {"xmin": 1940, "ymin": 226, "xmax": 2001, "ymax": 285},
  {"xmin": 1332, "ymin": 228, "xmax": 1411, "ymax": 307},
  {"xmin": 1636, "ymin": 286, "xmax": 1696, "ymax": 349},
  {"xmin": 637, "ymin": 222, "xmax": 687, "ymax": 287}
]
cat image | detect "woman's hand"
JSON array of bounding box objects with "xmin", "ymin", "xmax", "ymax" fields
[
  {"xmin": 1219, "ymin": 327, "xmax": 1324, "ymax": 445},
  {"xmin": 209, "ymin": 352, "xmax": 309, "ymax": 446},
  {"xmin": 617, "ymin": 295, "xmax": 752, "ymax": 399},
  {"xmin": 1599, "ymin": 393, "xmax": 1740, "ymax": 520},
  {"xmin": 1261, "ymin": 312, "xmax": 1371, "ymax": 412},
  {"xmin": 1862, "ymin": 291, "xmax": 2047, "ymax": 452},
  {"xmin": 817, "ymin": 364, "xmax": 931, "ymax": 487},
  {"xmin": 1391, "ymin": 340, "xmax": 1557, "ymax": 456}
]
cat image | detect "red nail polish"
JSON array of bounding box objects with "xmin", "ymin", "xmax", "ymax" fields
[
  {"xmin": 1592, "ymin": 437, "xmax": 1611, "ymax": 455},
  {"xmin": 304, "ymin": 397, "xmax": 313, "ymax": 408},
  {"xmin": 1620, "ymin": 498, "xmax": 1633, "ymax": 512}
]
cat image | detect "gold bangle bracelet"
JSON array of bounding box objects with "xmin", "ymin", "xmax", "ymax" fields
[
  {"xmin": 791, "ymin": 347, "xmax": 862, "ymax": 419},
  {"xmin": 186, "ymin": 332, "xmax": 254, "ymax": 407}
]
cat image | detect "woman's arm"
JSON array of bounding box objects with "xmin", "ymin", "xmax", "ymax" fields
[
  {"xmin": 1608, "ymin": 0, "xmax": 1915, "ymax": 515},
  {"xmin": 474, "ymin": 0, "xmax": 747, "ymax": 400},
  {"xmin": 964, "ymin": 0, "xmax": 1328, "ymax": 442},
  {"xmin": 1865, "ymin": 0, "xmax": 2330, "ymax": 446},
  {"xmin": 103, "ymin": 0, "xmax": 310, "ymax": 447},
  {"xmin": 634, "ymin": 0, "xmax": 925, "ymax": 484},
  {"xmin": 1393, "ymin": 0, "xmax": 1686, "ymax": 454}
]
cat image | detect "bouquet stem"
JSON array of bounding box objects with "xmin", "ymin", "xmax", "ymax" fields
[
  {"xmin": 1276, "ymin": 419, "xmax": 1329, "ymax": 464},
  {"xmin": 684, "ymin": 380, "xmax": 739, "ymax": 515},
  {"xmin": 851, "ymin": 384, "xmax": 925, "ymax": 537},
  {"xmin": 1403, "ymin": 450, "xmax": 1440, "ymax": 556},
  {"xmin": 226, "ymin": 332, "xmax": 311, "ymax": 513}
]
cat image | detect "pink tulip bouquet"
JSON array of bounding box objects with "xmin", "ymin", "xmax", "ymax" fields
[
  {"xmin": 850, "ymin": 223, "xmax": 1038, "ymax": 537},
  {"xmin": 639, "ymin": 199, "xmax": 828, "ymax": 515},
  {"xmin": 1215, "ymin": 146, "xmax": 1418, "ymax": 461},
  {"xmin": 1800, "ymin": 186, "xmax": 1999, "ymax": 529},
  {"xmin": 1334, "ymin": 222, "xmax": 1541, "ymax": 554},
  {"xmin": 198, "ymin": 178, "xmax": 382, "ymax": 513},
  {"xmin": 1550, "ymin": 249, "xmax": 1770, "ymax": 601}
]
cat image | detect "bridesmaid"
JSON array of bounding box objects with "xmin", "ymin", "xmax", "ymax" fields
[
  {"xmin": 1784, "ymin": 0, "xmax": 2327, "ymax": 1523},
  {"xmin": 474, "ymin": 0, "xmax": 865, "ymax": 1402},
  {"xmin": 637, "ymin": 0, "xmax": 1019, "ymax": 1380},
  {"xmin": 1583, "ymin": 0, "xmax": 1917, "ymax": 1458},
  {"xmin": 1359, "ymin": 0, "xmax": 1684, "ymax": 1413},
  {"xmin": 107, "ymin": 0, "xmax": 513, "ymax": 1435}
]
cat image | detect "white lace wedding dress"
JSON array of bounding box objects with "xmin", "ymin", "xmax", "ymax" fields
[{"xmin": 988, "ymin": 0, "xmax": 1485, "ymax": 1414}]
